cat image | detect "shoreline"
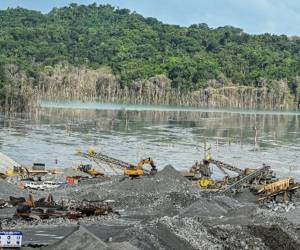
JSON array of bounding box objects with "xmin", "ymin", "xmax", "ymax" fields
[{"xmin": 40, "ymin": 100, "xmax": 300, "ymax": 116}]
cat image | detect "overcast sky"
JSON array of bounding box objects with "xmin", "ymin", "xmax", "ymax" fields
[{"xmin": 1, "ymin": 0, "xmax": 300, "ymax": 35}]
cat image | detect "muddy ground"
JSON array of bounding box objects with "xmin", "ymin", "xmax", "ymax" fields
[{"xmin": 1, "ymin": 165, "xmax": 300, "ymax": 250}]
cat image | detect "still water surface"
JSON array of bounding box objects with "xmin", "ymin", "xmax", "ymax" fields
[{"xmin": 1, "ymin": 101, "xmax": 300, "ymax": 179}]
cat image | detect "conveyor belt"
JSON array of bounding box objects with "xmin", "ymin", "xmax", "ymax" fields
[
  {"xmin": 77, "ymin": 151, "xmax": 151, "ymax": 174},
  {"xmin": 221, "ymin": 165, "xmax": 270, "ymax": 194},
  {"xmin": 210, "ymin": 159, "xmax": 244, "ymax": 175},
  {"xmin": 77, "ymin": 151, "xmax": 135, "ymax": 170}
]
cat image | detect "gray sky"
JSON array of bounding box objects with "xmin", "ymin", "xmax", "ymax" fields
[{"xmin": 1, "ymin": 0, "xmax": 300, "ymax": 35}]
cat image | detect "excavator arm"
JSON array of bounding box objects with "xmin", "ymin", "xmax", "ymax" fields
[{"xmin": 137, "ymin": 158, "xmax": 157, "ymax": 174}]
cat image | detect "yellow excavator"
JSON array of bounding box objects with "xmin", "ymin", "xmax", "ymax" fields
[{"xmin": 124, "ymin": 157, "xmax": 157, "ymax": 177}]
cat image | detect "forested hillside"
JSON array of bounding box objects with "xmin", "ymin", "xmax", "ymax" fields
[{"xmin": 1, "ymin": 3, "xmax": 300, "ymax": 110}]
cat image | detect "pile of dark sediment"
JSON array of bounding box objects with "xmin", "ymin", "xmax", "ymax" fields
[
  {"xmin": 110, "ymin": 165, "xmax": 193, "ymax": 194},
  {"xmin": 180, "ymin": 195, "xmax": 242, "ymax": 217},
  {"xmin": 109, "ymin": 212, "xmax": 300, "ymax": 250},
  {"xmin": 111, "ymin": 202, "xmax": 300, "ymax": 250},
  {"xmin": 57, "ymin": 165, "xmax": 198, "ymax": 217},
  {"xmin": 45, "ymin": 225, "xmax": 138, "ymax": 250}
]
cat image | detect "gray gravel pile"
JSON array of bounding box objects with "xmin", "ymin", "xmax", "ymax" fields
[
  {"xmin": 157, "ymin": 216, "xmax": 222, "ymax": 249},
  {"xmin": 114, "ymin": 210, "xmax": 300, "ymax": 250},
  {"xmin": 112, "ymin": 216, "xmax": 226, "ymax": 250},
  {"xmin": 263, "ymin": 201, "xmax": 298, "ymax": 213},
  {"xmin": 1, "ymin": 214, "xmax": 119, "ymax": 230},
  {"xmin": 54, "ymin": 165, "xmax": 196, "ymax": 215},
  {"xmin": 110, "ymin": 165, "xmax": 193, "ymax": 195},
  {"xmin": 112, "ymin": 191, "xmax": 199, "ymax": 218},
  {"xmin": 46, "ymin": 225, "xmax": 107, "ymax": 250},
  {"xmin": 180, "ymin": 195, "xmax": 241, "ymax": 218},
  {"xmin": 45, "ymin": 225, "xmax": 139, "ymax": 250},
  {"xmin": 207, "ymin": 224, "xmax": 267, "ymax": 249}
]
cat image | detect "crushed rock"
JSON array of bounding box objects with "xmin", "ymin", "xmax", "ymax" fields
[
  {"xmin": 180, "ymin": 195, "xmax": 241, "ymax": 217},
  {"xmin": 208, "ymin": 224, "xmax": 267, "ymax": 249},
  {"xmin": 113, "ymin": 191, "xmax": 199, "ymax": 216},
  {"xmin": 46, "ymin": 225, "xmax": 107, "ymax": 250},
  {"xmin": 110, "ymin": 165, "xmax": 193, "ymax": 195},
  {"xmin": 158, "ymin": 216, "xmax": 222, "ymax": 249},
  {"xmin": 44, "ymin": 225, "xmax": 138, "ymax": 250},
  {"xmin": 1, "ymin": 214, "xmax": 119, "ymax": 230},
  {"xmin": 249, "ymin": 224, "xmax": 300, "ymax": 250}
]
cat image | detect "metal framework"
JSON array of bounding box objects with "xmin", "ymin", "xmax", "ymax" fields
[{"xmin": 221, "ymin": 165, "xmax": 271, "ymax": 194}]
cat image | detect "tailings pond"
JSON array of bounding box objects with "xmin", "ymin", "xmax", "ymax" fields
[{"xmin": 1, "ymin": 101, "xmax": 300, "ymax": 179}]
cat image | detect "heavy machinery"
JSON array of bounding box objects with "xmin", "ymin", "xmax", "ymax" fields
[
  {"xmin": 15, "ymin": 194, "xmax": 36, "ymax": 218},
  {"xmin": 14, "ymin": 194, "xmax": 67, "ymax": 219},
  {"xmin": 76, "ymin": 149, "xmax": 157, "ymax": 178},
  {"xmin": 14, "ymin": 194, "xmax": 113, "ymax": 220},
  {"xmin": 181, "ymin": 155, "xmax": 212, "ymax": 180},
  {"xmin": 220, "ymin": 164, "xmax": 271, "ymax": 194},
  {"xmin": 181, "ymin": 152, "xmax": 300, "ymax": 202},
  {"xmin": 183, "ymin": 152, "xmax": 277, "ymax": 192},
  {"xmin": 181, "ymin": 154, "xmax": 218, "ymax": 188},
  {"xmin": 77, "ymin": 164, "xmax": 104, "ymax": 178},
  {"xmin": 206, "ymin": 156, "xmax": 276, "ymax": 185},
  {"xmin": 3, "ymin": 164, "xmax": 60, "ymax": 180},
  {"xmin": 256, "ymin": 177, "xmax": 300, "ymax": 203},
  {"xmin": 124, "ymin": 157, "xmax": 157, "ymax": 177},
  {"xmin": 199, "ymin": 177, "xmax": 216, "ymax": 188},
  {"xmin": 0, "ymin": 152, "xmax": 61, "ymax": 180},
  {"xmin": 208, "ymin": 158, "xmax": 243, "ymax": 176},
  {"xmin": 181, "ymin": 154, "xmax": 221, "ymax": 188}
]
